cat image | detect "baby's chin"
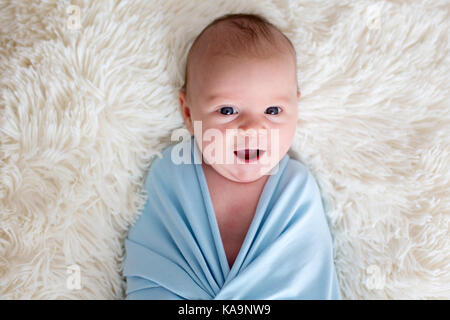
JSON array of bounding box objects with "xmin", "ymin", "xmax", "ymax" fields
[{"xmin": 205, "ymin": 160, "xmax": 278, "ymax": 183}]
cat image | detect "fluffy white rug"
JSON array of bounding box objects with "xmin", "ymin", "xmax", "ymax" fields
[{"xmin": 0, "ymin": 0, "xmax": 448, "ymax": 299}]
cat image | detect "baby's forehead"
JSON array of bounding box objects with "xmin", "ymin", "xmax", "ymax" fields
[
  {"xmin": 184, "ymin": 20, "xmax": 298, "ymax": 96},
  {"xmin": 190, "ymin": 21, "xmax": 294, "ymax": 65}
]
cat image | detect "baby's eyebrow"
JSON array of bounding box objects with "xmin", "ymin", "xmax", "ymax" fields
[
  {"xmin": 205, "ymin": 93, "xmax": 291, "ymax": 104},
  {"xmin": 205, "ymin": 93, "xmax": 230, "ymax": 103}
]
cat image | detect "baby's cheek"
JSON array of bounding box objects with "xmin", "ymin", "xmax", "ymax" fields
[
  {"xmin": 271, "ymin": 126, "xmax": 294, "ymax": 153},
  {"xmin": 280, "ymin": 128, "xmax": 296, "ymax": 150},
  {"xmin": 201, "ymin": 137, "xmax": 231, "ymax": 165}
]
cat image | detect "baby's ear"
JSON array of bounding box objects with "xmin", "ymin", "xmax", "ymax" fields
[
  {"xmin": 179, "ymin": 91, "xmax": 188, "ymax": 113},
  {"xmin": 297, "ymin": 90, "xmax": 301, "ymax": 100},
  {"xmin": 178, "ymin": 91, "xmax": 194, "ymax": 135},
  {"xmin": 178, "ymin": 90, "xmax": 186, "ymax": 107}
]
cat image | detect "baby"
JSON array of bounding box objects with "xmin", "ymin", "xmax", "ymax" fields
[
  {"xmin": 178, "ymin": 13, "xmax": 301, "ymax": 269},
  {"xmin": 123, "ymin": 13, "xmax": 341, "ymax": 300}
]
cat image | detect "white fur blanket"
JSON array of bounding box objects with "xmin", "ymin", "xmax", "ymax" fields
[{"xmin": 0, "ymin": 0, "xmax": 448, "ymax": 299}]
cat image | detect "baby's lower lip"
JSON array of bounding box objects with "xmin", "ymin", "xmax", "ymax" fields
[{"xmin": 234, "ymin": 149, "xmax": 265, "ymax": 163}]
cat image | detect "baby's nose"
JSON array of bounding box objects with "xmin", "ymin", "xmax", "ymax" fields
[
  {"xmin": 237, "ymin": 117, "xmax": 264, "ymax": 135},
  {"xmin": 236, "ymin": 122, "xmax": 267, "ymax": 147},
  {"xmin": 237, "ymin": 128, "xmax": 258, "ymax": 137}
]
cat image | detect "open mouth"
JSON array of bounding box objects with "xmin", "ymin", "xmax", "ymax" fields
[{"xmin": 234, "ymin": 149, "xmax": 265, "ymax": 163}]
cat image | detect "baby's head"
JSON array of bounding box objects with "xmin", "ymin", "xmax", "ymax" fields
[{"xmin": 179, "ymin": 13, "xmax": 301, "ymax": 183}]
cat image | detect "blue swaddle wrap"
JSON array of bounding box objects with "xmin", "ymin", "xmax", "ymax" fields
[{"xmin": 123, "ymin": 136, "xmax": 341, "ymax": 299}]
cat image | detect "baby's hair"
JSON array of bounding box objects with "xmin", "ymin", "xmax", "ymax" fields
[{"xmin": 181, "ymin": 13, "xmax": 298, "ymax": 93}]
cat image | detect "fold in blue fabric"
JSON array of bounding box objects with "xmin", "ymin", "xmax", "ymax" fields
[{"xmin": 123, "ymin": 136, "xmax": 341, "ymax": 299}]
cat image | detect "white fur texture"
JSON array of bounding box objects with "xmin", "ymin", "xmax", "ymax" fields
[{"xmin": 0, "ymin": 0, "xmax": 449, "ymax": 299}]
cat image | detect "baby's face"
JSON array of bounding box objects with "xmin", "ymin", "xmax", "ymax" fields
[{"xmin": 179, "ymin": 53, "xmax": 300, "ymax": 183}]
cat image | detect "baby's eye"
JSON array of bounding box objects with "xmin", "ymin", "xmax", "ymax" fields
[
  {"xmin": 218, "ymin": 106, "xmax": 237, "ymax": 115},
  {"xmin": 265, "ymin": 106, "xmax": 282, "ymax": 115}
]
